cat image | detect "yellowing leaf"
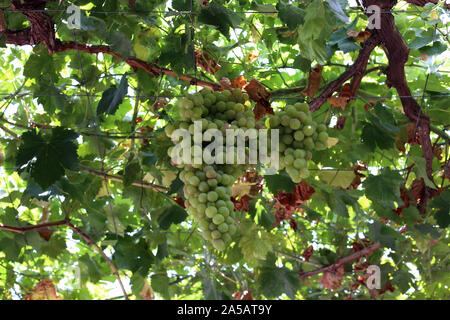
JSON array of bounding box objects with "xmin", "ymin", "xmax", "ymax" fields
[
  {"xmin": 346, "ymin": 30, "xmax": 371, "ymax": 43},
  {"xmin": 232, "ymin": 182, "xmax": 255, "ymax": 198},
  {"xmin": 139, "ymin": 281, "xmax": 155, "ymax": 300},
  {"xmin": 133, "ymin": 41, "xmax": 151, "ymax": 61},
  {"xmin": 327, "ymin": 137, "xmax": 339, "ymax": 148},
  {"xmin": 320, "ymin": 170, "xmax": 356, "ymax": 188},
  {"xmin": 96, "ymin": 181, "xmax": 109, "ymax": 199},
  {"xmin": 239, "ymin": 224, "xmax": 273, "ymax": 262},
  {"xmin": 24, "ymin": 279, "xmax": 62, "ymax": 300}
]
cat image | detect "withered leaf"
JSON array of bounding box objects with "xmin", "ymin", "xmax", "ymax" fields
[
  {"xmin": 23, "ymin": 279, "xmax": 62, "ymax": 300},
  {"xmin": 301, "ymin": 64, "xmax": 323, "ymax": 98}
]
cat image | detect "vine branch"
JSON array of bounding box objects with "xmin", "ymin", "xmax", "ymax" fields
[
  {"xmin": 298, "ymin": 242, "xmax": 381, "ymax": 280},
  {"xmin": 0, "ymin": 218, "xmax": 129, "ymax": 299}
]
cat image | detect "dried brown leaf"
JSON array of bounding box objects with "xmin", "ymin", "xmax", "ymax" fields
[
  {"xmin": 23, "ymin": 279, "xmax": 62, "ymax": 300},
  {"xmin": 301, "ymin": 64, "xmax": 323, "ymax": 98}
]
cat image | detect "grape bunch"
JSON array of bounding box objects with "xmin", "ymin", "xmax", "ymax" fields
[
  {"xmin": 180, "ymin": 165, "xmax": 239, "ymax": 251},
  {"xmin": 164, "ymin": 88, "xmax": 257, "ymax": 250},
  {"xmin": 266, "ymin": 102, "xmax": 328, "ymax": 183}
]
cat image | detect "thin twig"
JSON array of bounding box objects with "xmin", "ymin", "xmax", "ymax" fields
[{"xmin": 298, "ymin": 243, "xmax": 381, "ymax": 280}]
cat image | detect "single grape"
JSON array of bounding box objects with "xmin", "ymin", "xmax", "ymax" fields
[
  {"xmin": 207, "ymin": 191, "xmax": 219, "ymax": 202},
  {"xmin": 205, "ymin": 206, "xmax": 218, "ymax": 218},
  {"xmin": 213, "ymin": 214, "xmax": 225, "ymax": 225}
]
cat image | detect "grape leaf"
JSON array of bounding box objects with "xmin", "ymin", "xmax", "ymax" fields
[
  {"xmin": 258, "ymin": 266, "xmax": 299, "ymax": 299},
  {"xmin": 157, "ymin": 205, "xmax": 188, "ymax": 230},
  {"xmin": 198, "ymin": 2, "xmax": 243, "ymax": 39},
  {"xmin": 264, "ymin": 172, "xmax": 296, "ymax": 194},
  {"xmin": 96, "ymin": 74, "xmax": 129, "ymax": 115},
  {"xmin": 363, "ymin": 168, "xmax": 403, "ymax": 209},
  {"xmin": 16, "ymin": 128, "xmax": 79, "ymax": 189},
  {"xmin": 276, "ymin": 1, "xmax": 305, "ymax": 30}
]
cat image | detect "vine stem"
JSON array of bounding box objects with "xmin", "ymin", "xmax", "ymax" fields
[
  {"xmin": 0, "ymin": 219, "xmax": 129, "ymax": 300},
  {"xmin": 80, "ymin": 165, "xmax": 168, "ymax": 192},
  {"xmin": 298, "ymin": 243, "xmax": 381, "ymax": 280}
]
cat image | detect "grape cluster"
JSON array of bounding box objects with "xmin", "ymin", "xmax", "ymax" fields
[
  {"xmin": 164, "ymin": 88, "xmax": 256, "ymax": 250},
  {"xmin": 266, "ymin": 102, "xmax": 328, "ymax": 183},
  {"xmin": 180, "ymin": 165, "xmax": 239, "ymax": 251}
]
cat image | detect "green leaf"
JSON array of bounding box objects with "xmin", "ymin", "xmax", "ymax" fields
[
  {"xmin": 369, "ymin": 222, "xmax": 399, "ymax": 249},
  {"xmin": 157, "ymin": 205, "xmax": 188, "ymax": 230},
  {"xmin": 96, "ymin": 74, "xmax": 129, "ymax": 115},
  {"xmin": 198, "ymin": 2, "xmax": 243, "ymax": 39},
  {"xmin": 415, "ymin": 223, "xmax": 440, "ymax": 239},
  {"xmin": 172, "ymin": 0, "xmax": 190, "ymax": 11},
  {"xmin": 276, "ymin": 1, "xmax": 305, "ymax": 30},
  {"xmin": 151, "ymin": 274, "xmax": 170, "ymax": 299},
  {"xmin": 363, "ymin": 168, "xmax": 403, "ymax": 209},
  {"xmin": 16, "ymin": 128, "xmax": 79, "ymax": 189},
  {"xmin": 201, "ymin": 273, "xmax": 221, "ymax": 300},
  {"xmin": 167, "ymin": 175, "xmax": 184, "ymax": 195},
  {"xmin": 239, "ymin": 224, "xmax": 273, "ymax": 262},
  {"xmin": 361, "ymin": 104, "xmax": 399, "ymax": 151},
  {"xmin": 327, "ymin": 0, "xmax": 349, "ymax": 23},
  {"xmin": 264, "ymin": 172, "xmax": 296, "ymax": 194},
  {"xmin": 258, "ymin": 265, "xmax": 299, "ymax": 299},
  {"xmin": 322, "ymin": 188, "xmax": 357, "ymax": 218},
  {"xmin": 123, "ymin": 161, "xmax": 141, "ymax": 187},
  {"xmin": 107, "ymin": 31, "xmax": 132, "ymax": 60},
  {"xmin": 430, "ymin": 190, "xmax": 450, "ymax": 228},
  {"xmin": 319, "ymin": 170, "xmax": 356, "ymax": 188},
  {"xmin": 410, "ymin": 156, "xmax": 435, "ymax": 188},
  {"xmin": 419, "ymin": 42, "xmax": 446, "ymax": 57},
  {"xmin": 401, "ymin": 206, "xmax": 422, "ymax": 225}
]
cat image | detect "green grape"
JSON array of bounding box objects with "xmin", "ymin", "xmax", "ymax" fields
[
  {"xmin": 198, "ymin": 193, "xmax": 207, "ymax": 203},
  {"xmin": 222, "ymin": 233, "xmax": 232, "ymax": 243},
  {"xmin": 205, "ymin": 206, "xmax": 218, "ymax": 218},
  {"xmin": 211, "ymin": 230, "xmax": 222, "ymax": 240},
  {"xmin": 212, "ymin": 239, "xmax": 226, "ymax": 251},
  {"xmin": 282, "ymin": 135, "xmax": 293, "ymax": 145},
  {"xmin": 207, "ymin": 191, "xmax": 219, "ymax": 202},
  {"xmin": 199, "ymin": 220, "xmax": 210, "ymax": 230},
  {"xmin": 318, "ymin": 131, "xmax": 329, "ymax": 142},
  {"xmin": 298, "ymin": 111, "xmax": 309, "ymax": 123},
  {"xmin": 218, "ymin": 207, "xmax": 229, "ymax": 217},
  {"xmin": 294, "ymin": 149, "xmax": 305, "ymax": 158},
  {"xmin": 203, "ymin": 230, "xmax": 212, "ymax": 241},
  {"xmin": 212, "ymin": 214, "xmax": 225, "ymax": 225},
  {"xmin": 304, "ymin": 137, "xmax": 315, "ymax": 150},
  {"xmin": 281, "ymin": 115, "xmax": 290, "ymax": 126},
  {"xmin": 303, "ymin": 125, "xmax": 315, "ymax": 136},
  {"xmin": 294, "ymin": 130, "xmax": 304, "ymax": 141},
  {"xmin": 217, "ymin": 222, "xmax": 229, "ymax": 233},
  {"xmin": 207, "ymin": 178, "xmax": 218, "ymax": 187},
  {"xmin": 300, "ymin": 168, "xmax": 310, "ymax": 179},
  {"xmin": 228, "ymin": 224, "xmax": 237, "ymax": 235},
  {"xmin": 293, "ymin": 158, "xmax": 307, "ymax": 169},
  {"xmin": 289, "ymin": 119, "xmax": 301, "ymax": 130},
  {"xmin": 188, "ymin": 175, "xmax": 200, "ymax": 186},
  {"xmin": 284, "ymin": 154, "xmax": 294, "ymax": 165},
  {"xmin": 164, "ymin": 123, "xmax": 175, "ymax": 137},
  {"xmin": 216, "ymin": 101, "xmax": 226, "ymax": 112},
  {"xmin": 295, "ymin": 102, "xmax": 310, "ymax": 113},
  {"xmin": 269, "ymin": 116, "xmax": 281, "ymax": 128},
  {"xmin": 198, "ymin": 181, "xmax": 209, "ymax": 192},
  {"xmin": 216, "ymin": 200, "xmax": 226, "ymax": 208},
  {"xmin": 238, "ymin": 118, "xmax": 247, "ymax": 127},
  {"xmin": 226, "ymin": 201, "xmax": 234, "ymax": 212},
  {"xmin": 285, "ymin": 148, "xmax": 294, "ymax": 155}
]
